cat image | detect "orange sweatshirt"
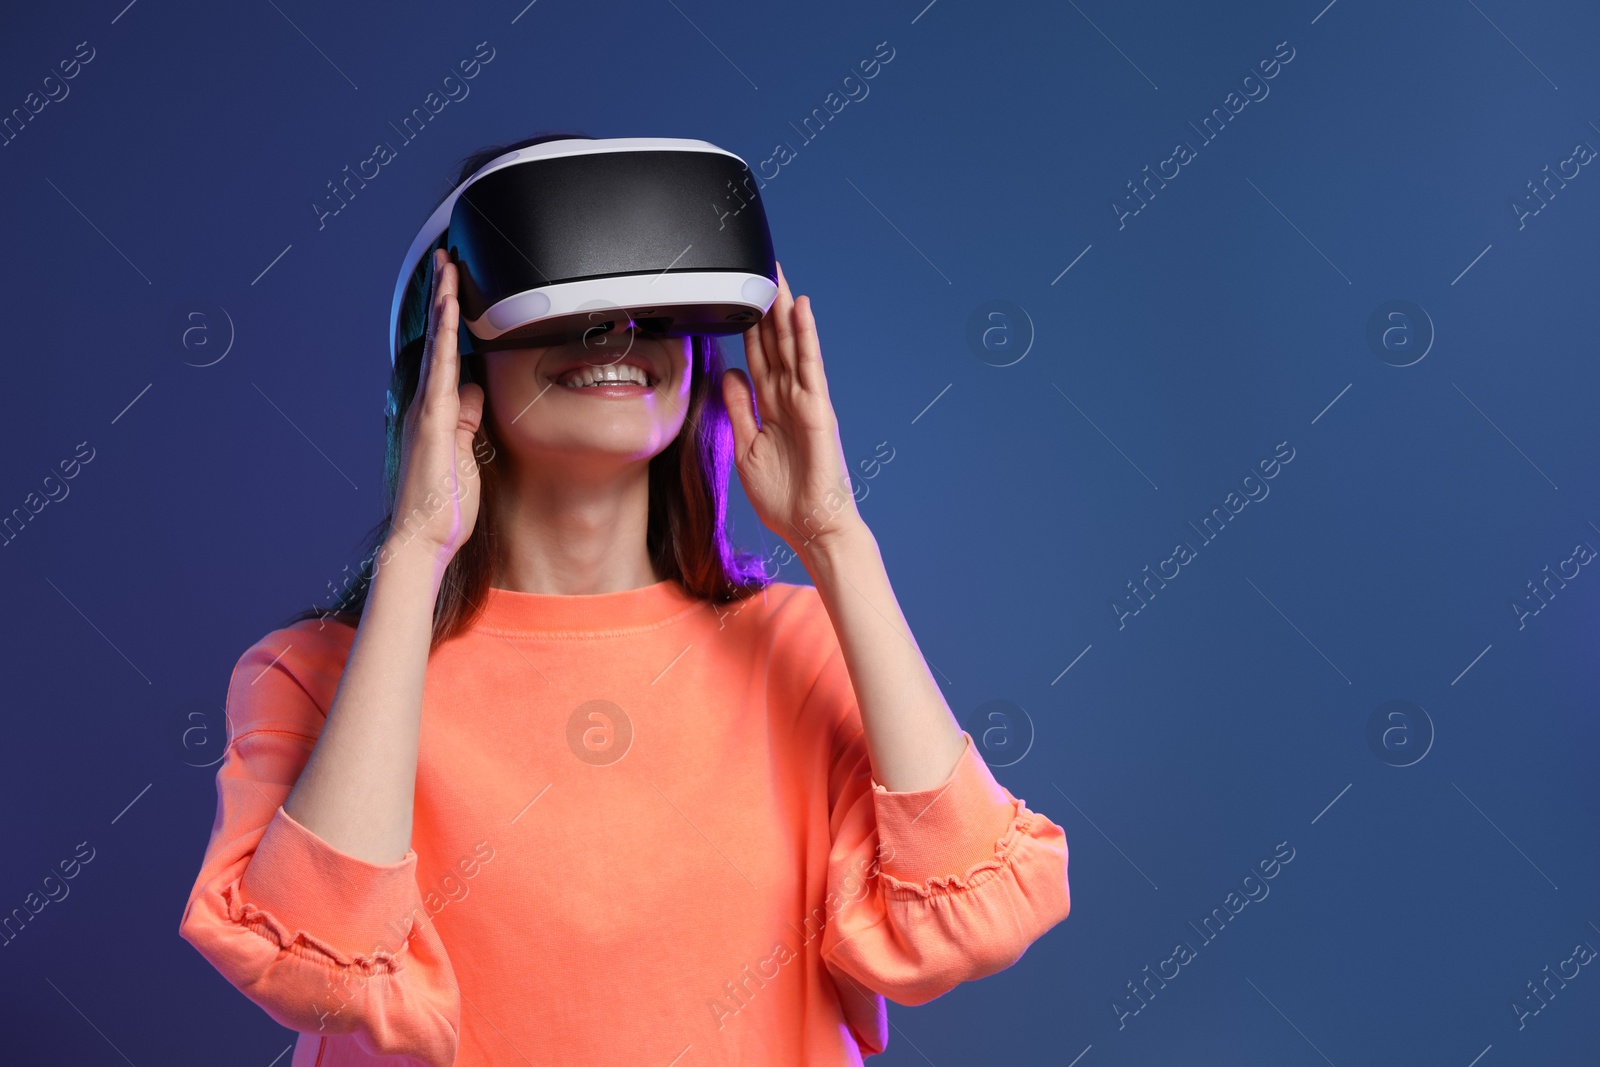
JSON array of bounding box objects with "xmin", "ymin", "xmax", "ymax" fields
[{"xmin": 179, "ymin": 578, "xmax": 1071, "ymax": 1066}]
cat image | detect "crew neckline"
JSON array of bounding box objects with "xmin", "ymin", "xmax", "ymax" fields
[{"xmin": 471, "ymin": 577, "xmax": 704, "ymax": 636}]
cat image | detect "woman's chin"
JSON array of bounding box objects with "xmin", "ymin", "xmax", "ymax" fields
[{"xmin": 508, "ymin": 423, "xmax": 681, "ymax": 465}]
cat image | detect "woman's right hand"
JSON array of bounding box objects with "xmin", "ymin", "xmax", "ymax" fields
[{"xmin": 387, "ymin": 248, "xmax": 487, "ymax": 570}]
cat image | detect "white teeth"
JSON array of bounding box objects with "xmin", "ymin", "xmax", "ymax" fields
[{"xmin": 557, "ymin": 364, "xmax": 650, "ymax": 388}]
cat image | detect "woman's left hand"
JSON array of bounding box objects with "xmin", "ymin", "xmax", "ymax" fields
[{"xmin": 723, "ymin": 262, "xmax": 864, "ymax": 555}]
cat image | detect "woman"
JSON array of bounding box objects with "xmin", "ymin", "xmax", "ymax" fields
[{"xmin": 178, "ymin": 133, "xmax": 1071, "ymax": 1067}]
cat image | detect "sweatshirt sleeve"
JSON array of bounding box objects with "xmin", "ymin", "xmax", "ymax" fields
[
  {"xmin": 811, "ymin": 651, "xmax": 1071, "ymax": 1029},
  {"xmin": 177, "ymin": 624, "xmax": 460, "ymax": 1067}
]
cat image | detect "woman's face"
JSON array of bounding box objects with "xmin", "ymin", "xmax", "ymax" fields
[{"xmin": 482, "ymin": 326, "xmax": 693, "ymax": 468}]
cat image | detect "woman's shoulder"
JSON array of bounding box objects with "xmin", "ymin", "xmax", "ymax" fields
[
  {"xmin": 236, "ymin": 613, "xmax": 358, "ymax": 670},
  {"xmin": 717, "ymin": 578, "xmax": 830, "ymax": 635},
  {"xmin": 755, "ymin": 578, "xmax": 825, "ymax": 610},
  {"xmin": 742, "ymin": 580, "xmax": 858, "ymax": 730},
  {"xmin": 722, "ymin": 578, "xmax": 842, "ymax": 672},
  {"xmin": 224, "ymin": 615, "xmax": 358, "ymax": 730}
]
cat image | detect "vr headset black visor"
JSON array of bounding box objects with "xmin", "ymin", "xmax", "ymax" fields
[{"xmin": 388, "ymin": 137, "xmax": 778, "ymax": 365}]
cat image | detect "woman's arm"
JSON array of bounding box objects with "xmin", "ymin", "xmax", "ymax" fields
[
  {"xmin": 282, "ymin": 542, "xmax": 442, "ymax": 862},
  {"xmin": 794, "ymin": 521, "xmax": 966, "ymax": 791},
  {"xmin": 723, "ymin": 262, "xmax": 965, "ymax": 792},
  {"xmin": 727, "ymin": 264, "xmax": 1069, "ymax": 1017},
  {"xmin": 178, "ymin": 625, "xmax": 462, "ymax": 1066},
  {"xmin": 284, "ymin": 248, "xmax": 485, "ymax": 864}
]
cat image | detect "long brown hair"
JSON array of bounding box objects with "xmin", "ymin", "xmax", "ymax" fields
[{"xmin": 286, "ymin": 132, "xmax": 771, "ymax": 647}]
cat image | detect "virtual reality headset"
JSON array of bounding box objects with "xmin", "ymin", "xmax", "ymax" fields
[{"xmin": 388, "ymin": 136, "xmax": 779, "ymax": 366}]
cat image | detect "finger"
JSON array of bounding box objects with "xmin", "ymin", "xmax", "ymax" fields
[
  {"xmin": 792, "ymin": 294, "xmax": 828, "ymax": 397},
  {"xmin": 755, "ymin": 283, "xmax": 784, "ymax": 392},
  {"xmin": 426, "ymin": 258, "xmax": 463, "ymax": 413},
  {"xmin": 416, "ymin": 248, "xmax": 445, "ymax": 408},
  {"xmin": 760, "ymin": 324, "xmax": 791, "ymax": 397},
  {"xmin": 751, "ymin": 329, "xmax": 786, "ymax": 422},
  {"xmin": 770, "ymin": 260, "xmax": 796, "ymax": 372},
  {"xmin": 745, "ymin": 294, "xmax": 784, "ymax": 412},
  {"xmin": 742, "ymin": 315, "xmax": 770, "ymax": 392},
  {"xmin": 721, "ymin": 368, "xmax": 760, "ymax": 457}
]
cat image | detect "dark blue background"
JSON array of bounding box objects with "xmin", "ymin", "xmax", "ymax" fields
[{"xmin": 2, "ymin": 1, "xmax": 1597, "ymax": 1064}]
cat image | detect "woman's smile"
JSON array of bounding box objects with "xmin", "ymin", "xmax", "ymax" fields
[
  {"xmin": 528, "ymin": 332, "xmax": 684, "ymax": 406},
  {"xmin": 548, "ymin": 353, "xmax": 659, "ymax": 397}
]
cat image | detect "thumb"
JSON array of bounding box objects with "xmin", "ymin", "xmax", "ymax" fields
[
  {"xmin": 721, "ymin": 368, "xmax": 759, "ymax": 458},
  {"xmin": 456, "ymin": 381, "xmax": 485, "ymax": 456}
]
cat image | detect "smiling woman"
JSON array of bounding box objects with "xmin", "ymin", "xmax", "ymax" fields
[{"xmin": 177, "ymin": 131, "xmax": 1071, "ymax": 1067}]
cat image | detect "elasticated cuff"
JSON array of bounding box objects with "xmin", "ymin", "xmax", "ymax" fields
[
  {"xmin": 871, "ymin": 732, "xmax": 1021, "ymax": 889},
  {"xmin": 237, "ymin": 804, "xmax": 427, "ymax": 961}
]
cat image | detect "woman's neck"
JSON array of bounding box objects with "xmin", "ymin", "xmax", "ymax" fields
[{"xmin": 490, "ymin": 455, "xmax": 660, "ymax": 595}]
